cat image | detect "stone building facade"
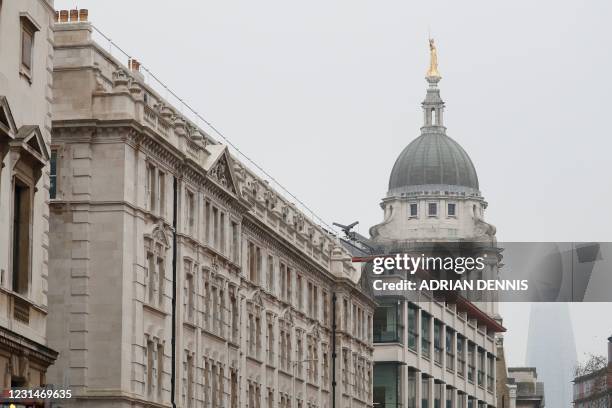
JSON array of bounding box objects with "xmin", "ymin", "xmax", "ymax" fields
[
  {"xmin": 0, "ymin": 0, "xmax": 58, "ymax": 391},
  {"xmin": 366, "ymin": 52, "xmax": 504, "ymax": 407},
  {"xmin": 47, "ymin": 13, "xmax": 375, "ymax": 408},
  {"xmin": 506, "ymin": 368, "xmax": 545, "ymax": 408}
]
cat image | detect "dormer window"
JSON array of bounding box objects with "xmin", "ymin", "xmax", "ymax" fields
[
  {"xmin": 428, "ymin": 202, "xmax": 438, "ymax": 217},
  {"xmin": 409, "ymin": 203, "xmax": 418, "ymax": 218}
]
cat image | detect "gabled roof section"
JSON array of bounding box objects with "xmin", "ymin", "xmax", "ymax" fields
[
  {"xmin": 0, "ymin": 96, "xmax": 18, "ymax": 138},
  {"xmin": 202, "ymin": 144, "xmax": 239, "ymax": 196},
  {"xmin": 11, "ymin": 125, "xmax": 50, "ymax": 165}
]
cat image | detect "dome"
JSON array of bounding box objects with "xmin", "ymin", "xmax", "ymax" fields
[{"xmin": 387, "ymin": 132, "xmax": 479, "ymax": 195}]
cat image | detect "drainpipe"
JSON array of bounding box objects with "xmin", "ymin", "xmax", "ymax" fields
[
  {"xmin": 171, "ymin": 176, "xmax": 178, "ymax": 408},
  {"xmin": 332, "ymin": 292, "xmax": 337, "ymax": 408}
]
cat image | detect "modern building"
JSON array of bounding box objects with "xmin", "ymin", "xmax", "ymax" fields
[
  {"xmin": 526, "ymin": 302, "xmax": 577, "ymax": 407},
  {"xmin": 367, "ymin": 42, "xmax": 505, "ymax": 407},
  {"xmin": 506, "ymin": 368, "xmax": 545, "ymax": 408},
  {"xmin": 0, "ymin": 0, "xmax": 58, "ymax": 391},
  {"xmin": 572, "ymin": 335, "xmax": 612, "ymax": 408},
  {"xmin": 46, "ymin": 10, "xmax": 375, "ymax": 408}
]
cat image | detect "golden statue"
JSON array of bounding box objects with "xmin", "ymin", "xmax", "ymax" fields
[{"xmin": 427, "ymin": 38, "xmax": 440, "ymax": 77}]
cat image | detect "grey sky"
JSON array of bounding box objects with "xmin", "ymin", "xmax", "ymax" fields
[{"xmin": 56, "ymin": 0, "xmax": 612, "ymax": 366}]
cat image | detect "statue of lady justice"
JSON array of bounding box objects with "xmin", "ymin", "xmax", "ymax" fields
[{"xmin": 427, "ymin": 38, "xmax": 440, "ymax": 77}]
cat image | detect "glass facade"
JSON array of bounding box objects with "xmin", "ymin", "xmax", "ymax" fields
[
  {"xmin": 422, "ymin": 377, "xmax": 430, "ymax": 408},
  {"xmin": 408, "ymin": 305, "xmax": 418, "ymax": 351},
  {"xmin": 374, "ymin": 363, "xmax": 400, "ymax": 408},
  {"xmin": 422, "ymin": 313, "xmax": 431, "ymax": 358},
  {"xmin": 373, "ymin": 302, "xmax": 402, "ymax": 343}
]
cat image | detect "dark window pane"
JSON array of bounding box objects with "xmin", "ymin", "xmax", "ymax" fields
[
  {"xmin": 50, "ymin": 150, "xmax": 57, "ymax": 199},
  {"xmin": 21, "ymin": 28, "xmax": 33, "ymax": 70},
  {"xmin": 428, "ymin": 202, "xmax": 437, "ymax": 216}
]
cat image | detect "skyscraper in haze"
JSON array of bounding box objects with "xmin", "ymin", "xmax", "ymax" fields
[{"xmin": 527, "ymin": 303, "xmax": 577, "ymax": 408}]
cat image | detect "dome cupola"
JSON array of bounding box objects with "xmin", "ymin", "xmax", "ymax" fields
[{"xmin": 387, "ymin": 39, "xmax": 479, "ymax": 198}]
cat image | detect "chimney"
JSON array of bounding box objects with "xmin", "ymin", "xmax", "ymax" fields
[
  {"xmin": 69, "ymin": 9, "xmax": 79, "ymax": 22},
  {"xmin": 129, "ymin": 59, "xmax": 141, "ymax": 72},
  {"xmin": 59, "ymin": 10, "xmax": 69, "ymax": 23},
  {"xmin": 79, "ymin": 9, "xmax": 89, "ymax": 22}
]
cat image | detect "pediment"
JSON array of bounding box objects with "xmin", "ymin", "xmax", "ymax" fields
[
  {"xmin": 0, "ymin": 96, "xmax": 17, "ymax": 139},
  {"xmin": 11, "ymin": 125, "xmax": 49, "ymax": 164},
  {"xmin": 203, "ymin": 145, "xmax": 239, "ymax": 195},
  {"xmin": 145, "ymin": 221, "xmax": 172, "ymax": 249}
]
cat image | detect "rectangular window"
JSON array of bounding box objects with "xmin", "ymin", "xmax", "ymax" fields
[
  {"xmin": 248, "ymin": 242, "xmax": 256, "ymax": 283},
  {"xmin": 408, "ymin": 306, "xmax": 418, "ymax": 351},
  {"xmin": 186, "ymin": 190, "xmax": 195, "ymax": 235},
  {"xmin": 373, "ymin": 302, "xmax": 402, "ymax": 343},
  {"xmin": 267, "ymin": 320, "xmax": 274, "ymax": 365},
  {"xmin": 467, "ymin": 342, "xmax": 475, "ymax": 383},
  {"xmin": 147, "ymin": 165, "xmax": 156, "ymax": 211},
  {"xmin": 297, "ymin": 275, "xmax": 304, "ymax": 310},
  {"xmin": 267, "ymin": 255, "xmax": 274, "ymax": 293},
  {"xmin": 445, "ymin": 388, "xmax": 453, "ymax": 408},
  {"xmin": 146, "ymin": 339, "xmax": 155, "ymax": 396},
  {"xmin": 422, "ymin": 377, "xmax": 430, "ymax": 408},
  {"xmin": 50, "ymin": 150, "xmax": 58, "ymax": 199},
  {"xmin": 286, "ymin": 267, "xmax": 292, "ymax": 302},
  {"xmin": 410, "ymin": 202, "xmax": 418, "ymax": 217},
  {"xmin": 220, "ymin": 212, "xmax": 226, "ymax": 253},
  {"xmin": 421, "ymin": 313, "xmax": 431, "ymax": 358},
  {"xmin": 447, "ymin": 203, "xmax": 456, "ymax": 217},
  {"xmin": 205, "ymin": 201, "xmax": 211, "ymax": 243},
  {"xmin": 457, "ymin": 336, "xmax": 466, "ymax": 377},
  {"xmin": 147, "ymin": 252, "xmax": 156, "ymax": 304},
  {"xmin": 457, "ymin": 393, "xmax": 465, "ymax": 408},
  {"xmin": 322, "ymin": 291, "xmax": 329, "ymax": 326},
  {"xmin": 213, "ymin": 207, "xmax": 219, "ymax": 247},
  {"xmin": 21, "ymin": 24, "xmax": 34, "ymax": 73},
  {"xmin": 186, "ymin": 353, "xmax": 194, "ymax": 407},
  {"xmin": 158, "ymin": 171, "xmax": 165, "ymax": 217},
  {"xmin": 280, "ymin": 262, "xmax": 286, "ymax": 300},
  {"xmin": 12, "ymin": 180, "xmax": 31, "ymax": 295},
  {"xmin": 157, "ymin": 257, "xmax": 164, "ymax": 306},
  {"xmin": 434, "ymin": 382, "xmax": 442, "ymax": 408},
  {"xmin": 407, "ymin": 370, "xmax": 417, "ymax": 408},
  {"xmin": 428, "ymin": 202, "xmax": 438, "ymax": 217},
  {"xmin": 446, "ymin": 329, "xmax": 455, "ymax": 371},
  {"xmin": 487, "ymin": 353, "xmax": 495, "ymax": 391},
  {"xmin": 186, "ymin": 272, "xmax": 194, "ymax": 321},
  {"xmin": 434, "ymin": 320, "xmax": 442, "ymax": 364},
  {"xmin": 231, "ymin": 221, "xmax": 239, "ymax": 262},
  {"xmin": 157, "ymin": 343, "xmax": 163, "ymax": 397},
  {"xmin": 477, "ymin": 347, "xmax": 485, "ymax": 387}
]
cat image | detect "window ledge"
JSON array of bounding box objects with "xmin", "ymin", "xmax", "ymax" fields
[
  {"xmin": 143, "ymin": 303, "xmax": 167, "ymax": 317},
  {"xmin": 19, "ymin": 69, "xmax": 33, "ymax": 85},
  {"xmin": 183, "ymin": 320, "xmax": 197, "ymax": 330},
  {"xmin": 201, "ymin": 327, "xmax": 226, "ymax": 343},
  {"xmin": 246, "ymin": 355, "xmax": 264, "ymax": 365}
]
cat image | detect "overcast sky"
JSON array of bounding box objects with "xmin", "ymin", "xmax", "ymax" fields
[{"xmin": 56, "ymin": 0, "xmax": 612, "ymax": 366}]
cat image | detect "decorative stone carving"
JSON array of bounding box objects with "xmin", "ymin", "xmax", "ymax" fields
[
  {"xmin": 112, "ymin": 69, "xmax": 130, "ymax": 91},
  {"xmin": 209, "ymin": 155, "xmax": 232, "ymax": 190}
]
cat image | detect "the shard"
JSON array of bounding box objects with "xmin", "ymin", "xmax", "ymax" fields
[{"xmin": 526, "ymin": 303, "xmax": 577, "ymax": 408}]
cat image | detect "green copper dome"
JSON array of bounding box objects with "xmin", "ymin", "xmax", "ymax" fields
[{"xmin": 388, "ymin": 132, "xmax": 479, "ymax": 194}]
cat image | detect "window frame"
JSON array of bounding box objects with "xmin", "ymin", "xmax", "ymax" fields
[
  {"xmin": 447, "ymin": 202, "xmax": 457, "ymax": 217},
  {"xmin": 428, "ymin": 201, "xmax": 438, "ymax": 217},
  {"xmin": 19, "ymin": 13, "xmax": 40, "ymax": 82},
  {"xmin": 409, "ymin": 202, "xmax": 418, "ymax": 218}
]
